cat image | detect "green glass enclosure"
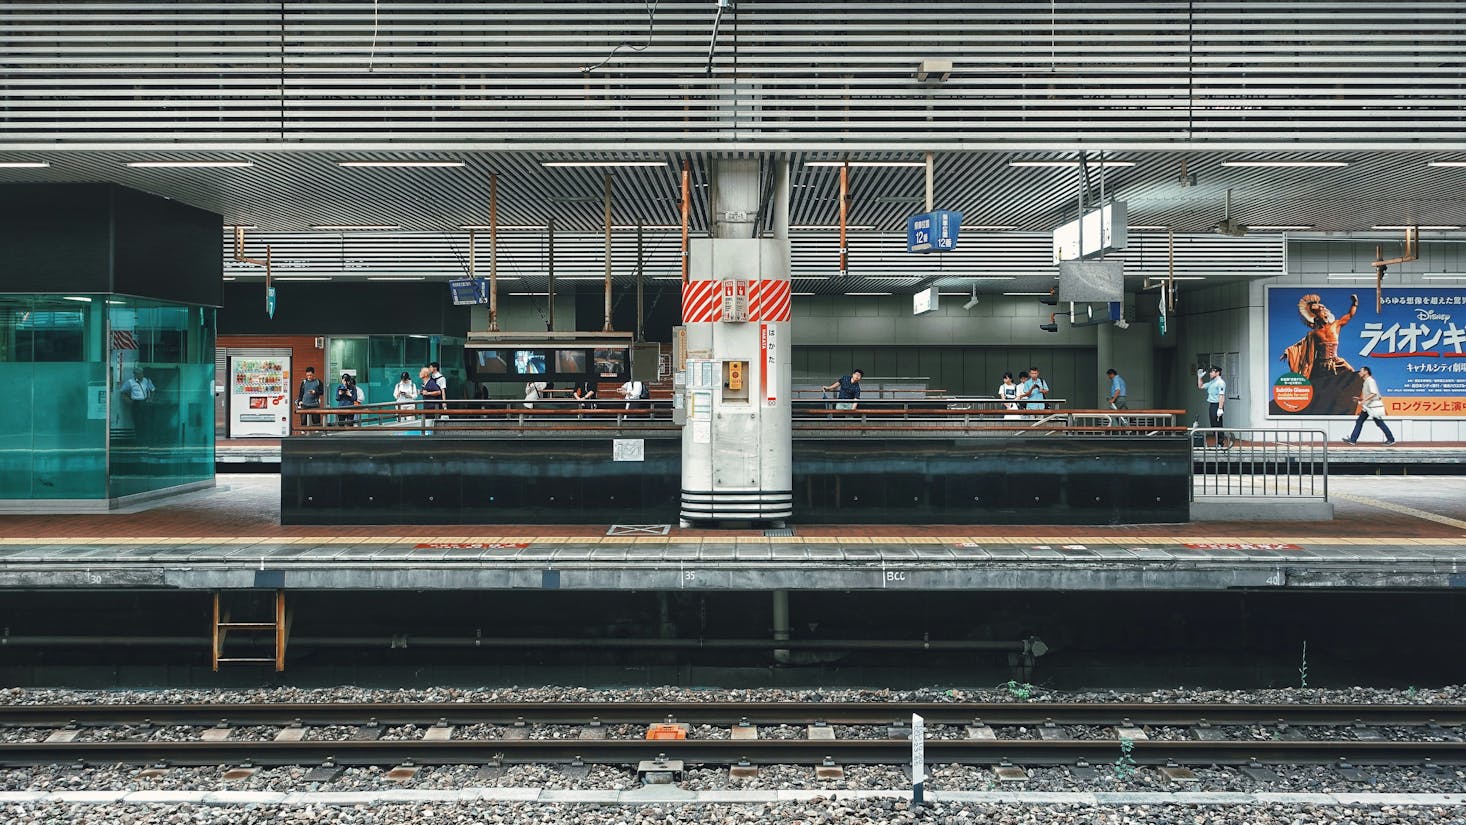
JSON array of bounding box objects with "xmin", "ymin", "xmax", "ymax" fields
[{"xmin": 0, "ymin": 294, "xmax": 215, "ymax": 503}]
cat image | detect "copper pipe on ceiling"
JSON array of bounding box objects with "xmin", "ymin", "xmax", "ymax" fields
[{"xmin": 488, "ymin": 173, "xmax": 500, "ymax": 332}]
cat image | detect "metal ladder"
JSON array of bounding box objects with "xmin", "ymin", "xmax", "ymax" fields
[{"xmin": 211, "ymin": 590, "xmax": 287, "ymax": 672}]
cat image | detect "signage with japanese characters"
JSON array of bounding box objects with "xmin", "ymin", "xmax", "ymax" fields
[
  {"xmin": 907, "ymin": 210, "xmax": 963, "ymax": 253},
  {"xmin": 1266, "ymin": 286, "xmax": 1466, "ymax": 418}
]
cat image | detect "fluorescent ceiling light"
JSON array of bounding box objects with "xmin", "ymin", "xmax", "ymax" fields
[
  {"xmin": 844, "ymin": 292, "xmax": 892, "ymax": 296},
  {"xmin": 1372, "ymin": 224, "xmax": 1459, "ymax": 230},
  {"xmin": 1427, "ymin": 161, "xmax": 1466, "ymax": 168},
  {"xmin": 961, "ymin": 276, "xmax": 1016, "ymax": 280},
  {"xmin": 509, "ymin": 292, "xmax": 551, "ymax": 296},
  {"xmin": 222, "ymin": 276, "xmax": 237, "ymax": 281},
  {"xmin": 871, "ymin": 276, "xmax": 924, "ymax": 280},
  {"xmin": 1003, "ymin": 292, "xmax": 1052, "ymax": 296},
  {"xmin": 338, "ymin": 161, "xmax": 464, "ymax": 168},
  {"xmin": 62, "ymin": 296, "xmax": 93, "ymax": 302},
  {"xmin": 1326, "ymin": 275, "xmax": 1377, "ymax": 280},
  {"xmin": 612, "ymin": 224, "xmax": 683, "ymax": 230},
  {"xmin": 1219, "ymin": 160, "xmax": 1350, "ymax": 168},
  {"xmin": 1009, "ymin": 160, "xmax": 1135, "ymax": 168},
  {"xmin": 555, "ymin": 277, "xmax": 612, "ymax": 281},
  {"xmin": 652, "ymin": 276, "xmax": 683, "ymax": 281},
  {"xmin": 224, "ymin": 224, "xmax": 258, "ymax": 230},
  {"xmin": 367, "ymin": 276, "xmax": 426, "ymax": 281},
  {"xmin": 968, "ymin": 225, "xmax": 1018, "ymax": 230},
  {"xmin": 126, "ymin": 160, "xmax": 254, "ymax": 168},
  {"xmin": 310, "ymin": 224, "xmax": 401, "ymax": 231},
  {"xmin": 540, "ymin": 161, "xmax": 668, "ymax": 168},
  {"xmin": 937, "ymin": 292, "xmax": 968, "ymax": 296},
  {"xmin": 1128, "ymin": 225, "xmax": 1170, "ymax": 230},
  {"xmin": 804, "ymin": 161, "xmax": 927, "ymax": 168},
  {"xmin": 789, "ymin": 224, "xmax": 876, "ymax": 230},
  {"xmin": 1166, "ymin": 276, "xmax": 1207, "ymax": 280},
  {"xmin": 1249, "ymin": 225, "xmax": 1314, "ymax": 231},
  {"xmin": 1421, "ymin": 275, "xmax": 1466, "ymax": 279},
  {"xmin": 274, "ymin": 276, "xmax": 332, "ymax": 281},
  {"xmin": 793, "ymin": 277, "xmax": 830, "ymax": 281},
  {"xmin": 0, "ymin": 161, "xmax": 49, "ymax": 168},
  {"xmin": 460, "ymin": 224, "xmax": 546, "ymax": 231},
  {"xmin": 792, "ymin": 292, "xmax": 817, "ymax": 296}
]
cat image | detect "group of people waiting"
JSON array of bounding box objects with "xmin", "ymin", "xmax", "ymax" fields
[{"xmin": 294, "ymin": 362, "xmax": 446, "ymax": 429}]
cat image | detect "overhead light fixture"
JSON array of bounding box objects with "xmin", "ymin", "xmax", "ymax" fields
[
  {"xmin": 1427, "ymin": 161, "xmax": 1466, "ymax": 168},
  {"xmin": 555, "ymin": 277, "xmax": 612, "ymax": 281},
  {"xmin": 844, "ymin": 292, "xmax": 892, "ymax": 296},
  {"xmin": 1128, "ymin": 225, "xmax": 1170, "ymax": 231},
  {"xmin": 62, "ymin": 296, "xmax": 93, "ymax": 302},
  {"xmin": 1165, "ymin": 276, "xmax": 1208, "ymax": 281},
  {"xmin": 793, "ymin": 277, "xmax": 831, "ymax": 281},
  {"xmin": 962, "ymin": 276, "xmax": 1016, "ymax": 280},
  {"xmin": 804, "ymin": 161, "xmax": 928, "ymax": 168},
  {"xmin": 789, "ymin": 224, "xmax": 877, "ymax": 230},
  {"xmin": 1249, "ymin": 225, "xmax": 1314, "ymax": 231},
  {"xmin": 1008, "ymin": 160, "xmax": 1135, "ymax": 168},
  {"xmin": 1003, "ymin": 292, "xmax": 1052, "ymax": 296},
  {"xmin": 968, "ymin": 225, "xmax": 1019, "ymax": 231},
  {"xmin": 1421, "ymin": 275, "xmax": 1466, "ymax": 280},
  {"xmin": 222, "ymin": 276, "xmax": 237, "ymax": 281},
  {"xmin": 125, "ymin": 160, "xmax": 254, "ymax": 168},
  {"xmin": 791, "ymin": 292, "xmax": 817, "ymax": 296},
  {"xmin": 309, "ymin": 224, "xmax": 401, "ymax": 231},
  {"xmin": 540, "ymin": 161, "xmax": 668, "ymax": 168},
  {"xmin": 274, "ymin": 276, "xmax": 332, "ymax": 281},
  {"xmin": 224, "ymin": 224, "xmax": 258, "ymax": 230},
  {"xmin": 1326, "ymin": 275, "xmax": 1377, "ymax": 280},
  {"xmin": 366, "ymin": 276, "xmax": 427, "ymax": 281},
  {"xmin": 1372, "ymin": 224, "xmax": 1459, "ymax": 230},
  {"xmin": 0, "ymin": 161, "xmax": 50, "ymax": 168},
  {"xmin": 1219, "ymin": 160, "xmax": 1351, "ymax": 168},
  {"xmin": 612, "ymin": 224, "xmax": 683, "ymax": 230},
  {"xmin": 509, "ymin": 292, "xmax": 551, "ymax": 296},
  {"xmin": 459, "ymin": 224, "xmax": 547, "ymax": 231},
  {"xmin": 338, "ymin": 160, "xmax": 464, "ymax": 168}
]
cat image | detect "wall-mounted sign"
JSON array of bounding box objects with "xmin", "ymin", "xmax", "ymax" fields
[
  {"xmin": 1266, "ymin": 286, "xmax": 1466, "ymax": 418},
  {"xmin": 912, "ymin": 286, "xmax": 940, "ymax": 315},
  {"xmin": 907, "ymin": 210, "xmax": 962, "ymax": 253}
]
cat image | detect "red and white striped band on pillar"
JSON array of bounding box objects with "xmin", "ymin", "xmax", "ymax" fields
[{"xmin": 681, "ymin": 279, "xmax": 791, "ymax": 323}]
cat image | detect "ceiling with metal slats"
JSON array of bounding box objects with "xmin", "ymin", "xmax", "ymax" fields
[{"xmin": 2, "ymin": 1, "xmax": 1465, "ymax": 296}]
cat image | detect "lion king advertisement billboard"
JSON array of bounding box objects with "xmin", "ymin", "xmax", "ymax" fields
[{"xmin": 1266, "ymin": 286, "xmax": 1466, "ymax": 418}]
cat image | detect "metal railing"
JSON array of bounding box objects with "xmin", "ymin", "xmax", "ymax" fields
[{"xmin": 1190, "ymin": 428, "xmax": 1329, "ymax": 501}]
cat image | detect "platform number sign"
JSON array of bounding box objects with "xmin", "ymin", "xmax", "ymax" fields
[{"xmin": 907, "ymin": 210, "xmax": 963, "ymax": 253}]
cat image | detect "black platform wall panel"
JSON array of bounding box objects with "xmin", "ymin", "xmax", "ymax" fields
[
  {"xmin": 792, "ymin": 437, "xmax": 1188, "ymax": 525},
  {"xmin": 282, "ymin": 436, "xmax": 683, "ymax": 525},
  {"xmin": 284, "ymin": 435, "xmax": 1188, "ymax": 525}
]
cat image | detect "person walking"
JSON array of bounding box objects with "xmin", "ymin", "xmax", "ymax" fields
[
  {"xmin": 1106, "ymin": 368, "xmax": 1128, "ymax": 411},
  {"xmin": 1342, "ymin": 365, "xmax": 1396, "ymax": 446},
  {"xmin": 296, "ymin": 366, "xmax": 325, "ymax": 430},
  {"xmin": 1197, "ymin": 365, "xmax": 1231, "ymax": 448},
  {"xmin": 823, "ymin": 368, "xmax": 863, "ymax": 410}
]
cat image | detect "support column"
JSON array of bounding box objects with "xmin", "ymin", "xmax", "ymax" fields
[
  {"xmin": 772, "ymin": 589, "xmax": 791, "ymax": 664},
  {"xmin": 679, "ymin": 157, "xmax": 793, "ymax": 525}
]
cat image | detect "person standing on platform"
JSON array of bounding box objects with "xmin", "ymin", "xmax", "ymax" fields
[
  {"xmin": 619, "ymin": 377, "xmax": 650, "ymax": 410},
  {"xmin": 1018, "ymin": 366, "xmax": 1050, "ymax": 410},
  {"xmin": 823, "ymin": 368, "xmax": 863, "ymax": 410},
  {"xmin": 334, "ymin": 372, "xmax": 359, "ymax": 426},
  {"xmin": 420, "ymin": 366, "xmax": 444, "ymax": 430},
  {"xmin": 1343, "ymin": 365, "xmax": 1396, "ymax": 446},
  {"xmin": 427, "ymin": 362, "xmax": 447, "ymax": 399},
  {"xmin": 1197, "ymin": 365, "xmax": 1232, "ymax": 447},
  {"xmin": 297, "ymin": 366, "xmax": 325, "ymax": 431},
  {"xmin": 524, "ymin": 379, "xmax": 548, "ymax": 408},
  {"xmin": 393, "ymin": 370, "xmax": 418, "ymax": 422},
  {"xmin": 120, "ymin": 367, "xmax": 155, "ymax": 438},
  {"xmin": 573, "ymin": 380, "xmax": 597, "ymax": 410},
  {"xmin": 997, "ymin": 371, "xmax": 1020, "ymax": 420}
]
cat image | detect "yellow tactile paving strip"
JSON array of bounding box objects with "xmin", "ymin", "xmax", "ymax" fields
[{"xmin": 1333, "ymin": 493, "xmax": 1466, "ymax": 531}]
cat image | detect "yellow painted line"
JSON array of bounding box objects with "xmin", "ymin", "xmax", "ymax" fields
[{"xmin": 1334, "ymin": 492, "xmax": 1466, "ymax": 532}]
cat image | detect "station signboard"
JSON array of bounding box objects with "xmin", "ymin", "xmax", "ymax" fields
[
  {"xmin": 449, "ymin": 277, "xmax": 488, "ymax": 305},
  {"xmin": 907, "ymin": 210, "xmax": 962, "ymax": 253}
]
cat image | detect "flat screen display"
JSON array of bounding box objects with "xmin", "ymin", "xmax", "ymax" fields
[
  {"xmin": 514, "ymin": 350, "xmax": 548, "ymax": 374},
  {"xmin": 555, "ymin": 350, "xmax": 587, "ymax": 373},
  {"xmin": 594, "ymin": 348, "xmax": 627, "ymax": 377},
  {"xmin": 475, "ymin": 350, "xmax": 508, "ymax": 374}
]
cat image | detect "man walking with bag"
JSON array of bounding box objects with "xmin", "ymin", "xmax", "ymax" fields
[{"xmin": 1342, "ymin": 365, "xmax": 1396, "ymax": 446}]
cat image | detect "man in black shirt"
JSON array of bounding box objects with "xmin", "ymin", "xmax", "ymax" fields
[
  {"xmin": 824, "ymin": 368, "xmax": 864, "ymax": 410},
  {"xmin": 296, "ymin": 366, "xmax": 325, "ymax": 431}
]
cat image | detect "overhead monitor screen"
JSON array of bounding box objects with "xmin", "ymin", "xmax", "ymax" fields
[
  {"xmin": 514, "ymin": 350, "xmax": 548, "ymax": 374},
  {"xmin": 594, "ymin": 349, "xmax": 627, "ymax": 377},
  {"xmin": 475, "ymin": 350, "xmax": 508, "ymax": 374},
  {"xmin": 555, "ymin": 350, "xmax": 587, "ymax": 374}
]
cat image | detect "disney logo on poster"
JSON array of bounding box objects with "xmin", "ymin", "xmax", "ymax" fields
[{"xmin": 1416, "ymin": 308, "xmax": 1453, "ymax": 322}]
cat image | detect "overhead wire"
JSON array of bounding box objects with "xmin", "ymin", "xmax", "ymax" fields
[{"xmin": 583, "ymin": 1, "xmax": 661, "ymax": 73}]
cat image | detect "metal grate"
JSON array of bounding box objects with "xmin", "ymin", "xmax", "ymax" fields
[
  {"xmin": 763, "ymin": 527, "xmax": 795, "ymax": 537},
  {"xmin": 0, "ymin": 2, "xmax": 1462, "ymax": 148}
]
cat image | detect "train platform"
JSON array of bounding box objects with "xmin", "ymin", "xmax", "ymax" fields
[{"xmin": 1, "ymin": 474, "xmax": 1463, "ymax": 593}]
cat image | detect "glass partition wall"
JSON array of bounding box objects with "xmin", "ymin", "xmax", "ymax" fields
[{"xmin": 0, "ymin": 294, "xmax": 215, "ymax": 504}]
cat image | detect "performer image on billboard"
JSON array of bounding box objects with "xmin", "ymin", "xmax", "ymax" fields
[{"xmin": 1274, "ymin": 292, "xmax": 1362, "ymax": 415}]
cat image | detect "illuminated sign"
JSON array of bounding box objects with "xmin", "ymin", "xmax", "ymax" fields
[{"xmin": 1052, "ymin": 201, "xmax": 1128, "ymax": 262}]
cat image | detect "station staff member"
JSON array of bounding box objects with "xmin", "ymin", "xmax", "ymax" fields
[{"xmin": 1197, "ymin": 365, "xmax": 1232, "ymax": 448}]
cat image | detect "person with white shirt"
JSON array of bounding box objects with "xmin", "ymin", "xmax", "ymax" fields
[
  {"xmin": 1342, "ymin": 365, "xmax": 1396, "ymax": 446},
  {"xmin": 1197, "ymin": 365, "xmax": 1232, "ymax": 448},
  {"xmin": 392, "ymin": 371, "xmax": 418, "ymax": 422},
  {"xmin": 619, "ymin": 378, "xmax": 649, "ymax": 410}
]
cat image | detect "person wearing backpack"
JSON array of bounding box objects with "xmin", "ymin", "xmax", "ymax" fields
[{"xmin": 619, "ymin": 378, "xmax": 651, "ymax": 410}]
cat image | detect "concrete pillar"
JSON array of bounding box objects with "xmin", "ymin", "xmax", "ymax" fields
[
  {"xmin": 772, "ymin": 589, "xmax": 790, "ymax": 664},
  {"xmin": 679, "ymin": 158, "xmax": 793, "ymax": 525}
]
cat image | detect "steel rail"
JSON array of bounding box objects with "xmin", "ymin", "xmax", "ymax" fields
[
  {"xmin": 2, "ymin": 739, "xmax": 1465, "ymax": 769},
  {"xmin": 3, "ymin": 702, "xmax": 1464, "ymax": 728}
]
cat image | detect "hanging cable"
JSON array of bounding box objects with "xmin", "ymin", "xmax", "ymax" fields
[
  {"xmin": 366, "ymin": 0, "xmax": 379, "ymax": 71},
  {"xmin": 584, "ymin": 1, "xmax": 662, "ymax": 73}
]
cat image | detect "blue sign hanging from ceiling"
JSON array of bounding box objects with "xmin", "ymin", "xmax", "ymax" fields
[
  {"xmin": 907, "ymin": 210, "xmax": 963, "ymax": 253},
  {"xmin": 448, "ymin": 277, "xmax": 490, "ymax": 306}
]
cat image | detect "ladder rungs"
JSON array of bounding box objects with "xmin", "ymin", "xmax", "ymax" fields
[
  {"xmin": 218, "ymin": 622, "xmax": 278, "ymax": 630},
  {"xmin": 215, "ymin": 657, "xmax": 279, "ymax": 664}
]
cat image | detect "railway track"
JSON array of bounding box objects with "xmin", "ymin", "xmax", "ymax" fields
[{"xmin": 2, "ymin": 702, "xmax": 1464, "ymax": 770}]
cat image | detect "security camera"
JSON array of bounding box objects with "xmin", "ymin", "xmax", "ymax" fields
[
  {"xmin": 961, "ymin": 285, "xmax": 979, "ymax": 310},
  {"xmin": 1114, "ymin": 318, "xmax": 1130, "ymax": 330}
]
